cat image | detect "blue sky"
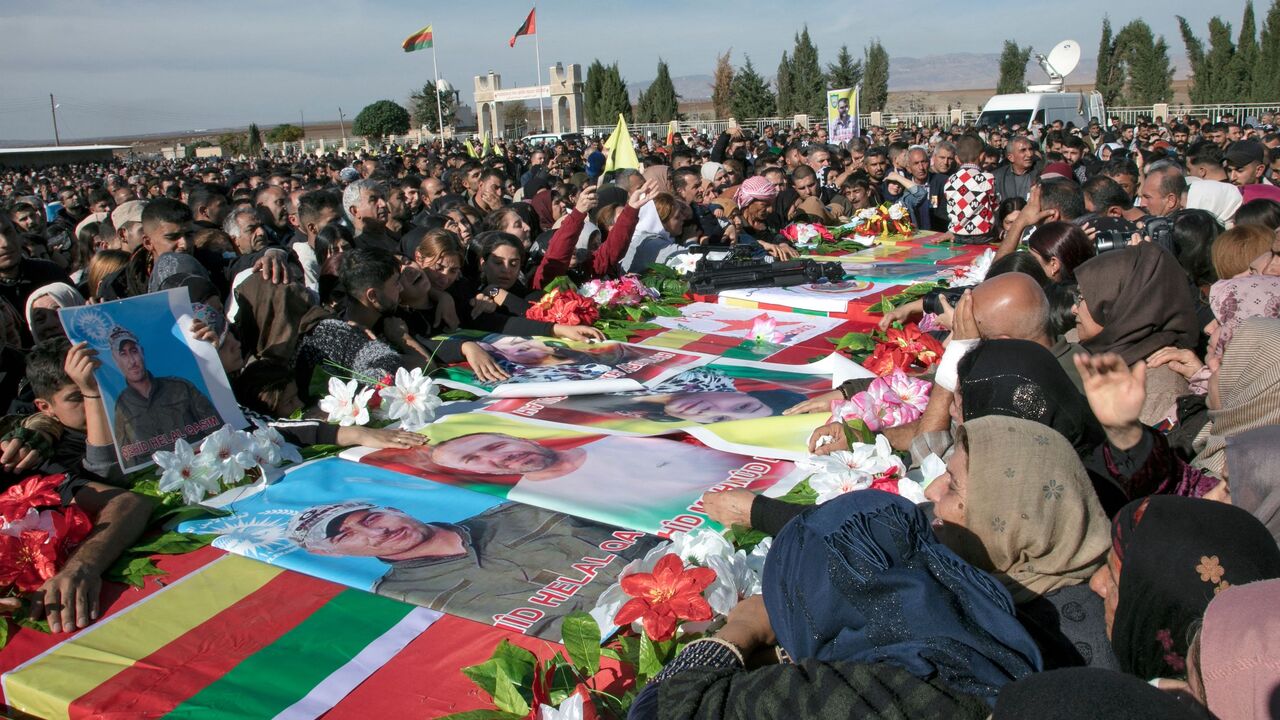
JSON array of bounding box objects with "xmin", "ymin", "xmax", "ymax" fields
[{"xmin": 0, "ymin": 0, "xmax": 1246, "ymax": 141}]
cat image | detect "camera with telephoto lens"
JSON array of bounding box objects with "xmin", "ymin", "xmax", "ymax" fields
[
  {"xmin": 1087, "ymin": 215, "xmax": 1141, "ymax": 254},
  {"xmin": 922, "ymin": 287, "xmax": 967, "ymax": 315}
]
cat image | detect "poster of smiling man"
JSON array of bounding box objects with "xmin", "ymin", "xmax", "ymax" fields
[{"xmin": 59, "ymin": 288, "xmax": 247, "ymax": 471}]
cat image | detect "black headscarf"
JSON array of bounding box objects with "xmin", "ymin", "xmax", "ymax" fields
[
  {"xmin": 1110, "ymin": 495, "xmax": 1280, "ymax": 680},
  {"xmin": 764, "ymin": 490, "xmax": 1042, "ymax": 705},
  {"xmin": 958, "ymin": 338, "xmax": 1105, "ymax": 456}
]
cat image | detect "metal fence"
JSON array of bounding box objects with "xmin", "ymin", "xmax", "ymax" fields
[{"xmin": 250, "ymin": 101, "xmax": 1280, "ymax": 157}]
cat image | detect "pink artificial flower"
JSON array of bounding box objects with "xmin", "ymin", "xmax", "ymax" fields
[
  {"xmin": 750, "ymin": 315, "xmax": 782, "ymax": 343},
  {"xmin": 883, "ymin": 371, "xmax": 932, "ymax": 415}
]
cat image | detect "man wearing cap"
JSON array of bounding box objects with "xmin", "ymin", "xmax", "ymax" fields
[
  {"xmin": 109, "ymin": 325, "xmax": 220, "ymax": 463},
  {"xmin": 1225, "ymin": 139, "xmax": 1280, "ymax": 204},
  {"xmin": 110, "ymin": 200, "xmax": 148, "ymax": 253},
  {"xmin": 288, "ymin": 500, "xmax": 655, "ymax": 637}
]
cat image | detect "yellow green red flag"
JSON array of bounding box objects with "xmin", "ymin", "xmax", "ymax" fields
[{"xmin": 402, "ymin": 25, "xmax": 433, "ymax": 52}]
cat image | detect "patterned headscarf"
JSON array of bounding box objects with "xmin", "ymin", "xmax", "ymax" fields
[
  {"xmin": 1109, "ymin": 496, "xmax": 1280, "ymax": 680},
  {"xmin": 953, "ymin": 416, "xmax": 1110, "ymax": 604},
  {"xmin": 1206, "ymin": 275, "xmax": 1280, "ymax": 359},
  {"xmin": 764, "ymin": 490, "xmax": 1041, "ymax": 704},
  {"xmin": 732, "ymin": 175, "xmax": 778, "ymax": 209},
  {"xmin": 1194, "ymin": 317, "xmax": 1280, "ymax": 476}
]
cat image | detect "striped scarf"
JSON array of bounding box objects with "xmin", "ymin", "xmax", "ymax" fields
[{"xmin": 1194, "ymin": 317, "xmax": 1280, "ymax": 476}]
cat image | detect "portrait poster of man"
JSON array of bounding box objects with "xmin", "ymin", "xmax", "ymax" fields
[
  {"xmin": 434, "ymin": 335, "xmax": 706, "ymax": 398},
  {"xmin": 179, "ymin": 458, "xmax": 657, "ymax": 642},
  {"xmin": 340, "ymin": 412, "xmax": 804, "ymax": 536},
  {"xmin": 827, "ymin": 87, "xmax": 859, "ymax": 145},
  {"xmin": 477, "ymin": 358, "xmax": 863, "ymax": 459},
  {"xmin": 59, "ymin": 288, "xmax": 246, "ymax": 471}
]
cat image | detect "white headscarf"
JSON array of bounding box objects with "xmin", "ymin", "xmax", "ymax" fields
[
  {"xmin": 1186, "ymin": 180, "xmax": 1244, "ymax": 228},
  {"xmin": 700, "ymin": 161, "xmax": 726, "ymax": 184},
  {"xmin": 24, "ymin": 282, "xmax": 85, "ymax": 331}
]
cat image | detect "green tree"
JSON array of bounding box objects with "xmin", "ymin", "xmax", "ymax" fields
[
  {"xmin": 1178, "ymin": 15, "xmax": 1211, "ymax": 103},
  {"xmin": 246, "ymin": 123, "xmax": 263, "ymax": 153},
  {"xmin": 584, "ymin": 59, "xmax": 606, "ymax": 124},
  {"xmin": 265, "ymin": 123, "xmax": 305, "ymax": 143},
  {"xmin": 595, "ymin": 63, "xmax": 633, "ymax": 124},
  {"xmin": 862, "ymin": 40, "xmax": 890, "ymax": 113},
  {"xmin": 775, "ymin": 51, "xmax": 793, "ymax": 116},
  {"xmin": 730, "ymin": 55, "xmax": 777, "ymax": 119},
  {"xmin": 1096, "ymin": 17, "xmax": 1127, "ymax": 106},
  {"xmin": 1238, "ymin": 2, "xmax": 1260, "ymax": 99},
  {"xmin": 408, "ymin": 84, "xmax": 457, "ymax": 132},
  {"xmin": 634, "ymin": 59, "xmax": 680, "ymax": 122},
  {"xmin": 1117, "ymin": 20, "xmax": 1174, "ymax": 104},
  {"xmin": 826, "ymin": 44, "xmax": 862, "ymax": 91},
  {"xmin": 789, "ymin": 26, "xmax": 825, "ymax": 118},
  {"xmin": 996, "ymin": 40, "xmax": 1033, "ymax": 94},
  {"xmin": 351, "ymin": 100, "xmax": 411, "ymax": 139},
  {"xmin": 712, "ymin": 50, "xmax": 735, "ymax": 119},
  {"xmin": 1205, "ymin": 18, "xmax": 1244, "ymax": 101},
  {"xmin": 217, "ymin": 133, "xmax": 247, "ymax": 156},
  {"xmin": 1257, "ymin": 0, "xmax": 1280, "ymax": 100}
]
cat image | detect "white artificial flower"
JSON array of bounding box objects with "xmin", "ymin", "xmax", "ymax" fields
[
  {"xmin": 251, "ymin": 427, "xmax": 304, "ymax": 467},
  {"xmin": 670, "ymin": 253, "xmax": 701, "ymax": 276},
  {"xmin": 539, "ymin": 693, "xmax": 584, "ymax": 720},
  {"xmin": 919, "ymin": 453, "xmax": 948, "ymax": 487},
  {"xmin": 155, "ymin": 438, "xmax": 223, "ymax": 504},
  {"xmin": 197, "ymin": 426, "xmax": 256, "ymax": 486},
  {"xmin": 668, "ymin": 528, "xmax": 735, "ymax": 566},
  {"xmin": 953, "ymin": 248, "xmax": 996, "ymax": 288},
  {"xmin": 379, "ymin": 367, "xmax": 443, "ymax": 431},
  {"xmin": 745, "ymin": 537, "xmax": 772, "ymax": 579},
  {"xmin": 0, "ymin": 507, "xmax": 55, "ymax": 537},
  {"xmin": 318, "ymin": 377, "xmax": 374, "ymax": 427},
  {"xmin": 895, "ymin": 478, "xmax": 928, "ymax": 504},
  {"xmin": 798, "ymin": 435, "xmax": 906, "ymax": 504}
]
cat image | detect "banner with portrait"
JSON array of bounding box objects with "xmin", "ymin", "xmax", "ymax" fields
[
  {"xmin": 434, "ymin": 335, "xmax": 706, "ymax": 398},
  {"xmin": 476, "ymin": 354, "xmax": 868, "ymax": 460},
  {"xmin": 719, "ymin": 279, "xmax": 893, "ymax": 314},
  {"xmin": 827, "ymin": 87, "xmax": 860, "ymax": 145},
  {"xmin": 649, "ymin": 303, "xmax": 845, "ymax": 346},
  {"xmin": 59, "ymin": 288, "xmax": 247, "ymax": 472},
  {"xmin": 179, "ymin": 458, "xmax": 657, "ymax": 642},
  {"xmin": 339, "ymin": 413, "xmax": 805, "ymax": 537}
]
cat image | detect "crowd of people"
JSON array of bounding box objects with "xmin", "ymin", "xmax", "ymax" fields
[{"xmin": 3, "ymin": 107, "xmax": 1280, "ymax": 718}]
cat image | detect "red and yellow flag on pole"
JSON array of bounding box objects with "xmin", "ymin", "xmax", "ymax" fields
[
  {"xmin": 402, "ymin": 24, "xmax": 433, "ymax": 52},
  {"xmin": 508, "ymin": 8, "xmax": 536, "ymax": 47}
]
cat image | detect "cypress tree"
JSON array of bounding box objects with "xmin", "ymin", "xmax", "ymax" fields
[
  {"xmin": 789, "ymin": 26, "xmax": 826, "ymax": 118},
  {"xmin": 584, "ymin": 60, "xmax": 606, "ymax": 125},
  {"xmin": 1257, "ymin": 0, "xmax": 1280, "ymax": 100},
  {"xmin": 635, "ymin": 59, "xmax": 679, "ymax": 123},
  {"xmin": 1238, "ymin": 3, "xmax": 1260, "ymax": 100},
  {"xmin": 996, "ymin": 40, "xmax": 1033, "ymax": 94},
  {"xmin": 596, "ymin": 63, "xmax": 632, "ymax": 123},
  {"xmin": 1118, "ymin": 20, "xmax": 1174, "ymax": 104},
  {"xmin": 1205, "ymin": 18, "xmax": 1243, "ymax": 102},
  {"xmin": 862, "ymin": 41, "xmax": 890, "ymax": 113},
  {"xmin": 1096, "ymin": 17, "xmax": 1127, "ymax": 106},
  {"xmin": 247, "ymin": 123, "xmax": 263, "ymax": 152},
  {"xmin": 775, "ymin": 51, "xmax": 793, "ymax": 116},
  {"xmin": 1178, "ymin": 16, "xmax": 1210, "ymax": 104},
  {"xmin": 826, "ymin": 44, "xmax": 863, "ymax": 91},
  {"xmin": 712, "ymin": 50, "xmax": 735, "ymax": 119},
  {"xmin": 730, "ymin": 56, "xmax": 777, "ymax": 119}
]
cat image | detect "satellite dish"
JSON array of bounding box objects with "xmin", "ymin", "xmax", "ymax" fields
[{"xmin": 1042, "ymin": 40, "xmax": 1081, "ymax": 80}]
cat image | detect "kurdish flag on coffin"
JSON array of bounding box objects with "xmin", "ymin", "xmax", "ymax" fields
[
  {"xmin": 1, "ymin": 555, "xmax": 439, "ymax": 720},
  {"xmin": 402, "ymin": 24, "xmax": 433, "ymax": 52}
]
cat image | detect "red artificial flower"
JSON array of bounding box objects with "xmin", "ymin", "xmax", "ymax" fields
[
  {"xmin": 883, "ymin": 324, "xmax": 945, "ymax": 370},
  {"xmin": 0, "ymin": 530, "xmax": 59, "ymax": 593},
  {"xmin": 526, "ymin": 289, "xmax": 601, "ymax": 326},
  {"xmin": 614, "ymin": 554, "xmax": 715, "ymax": 642},
  {"xmin": 869, "ymin": 469, "xmax": 903, "ymax": 494},
  {"xmin": 0, "ymin": 474, "xmax": 64, "ymax": 523},
  {"xmin": 367, "ymin": 374, "xmax": 395, "ymax": 411},
  {"xmin": 862, "ymin": 344, "xmax": 913, "ymax": 377},
  {"xmin": 51, "ymin": 506, "xmax": 93, "ymax": 557}
]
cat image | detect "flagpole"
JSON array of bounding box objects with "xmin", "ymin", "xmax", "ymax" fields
[
  {"xmin": 431, "ymin": 29, "xmax": 445, "ymax": 140},
  {"xmin": 533, "ymin": 2, "xmax": 545, "ymax": 132}
]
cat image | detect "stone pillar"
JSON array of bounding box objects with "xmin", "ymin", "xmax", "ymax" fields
[{"xmin": 548, "ymin": 63, "xmax": 584, "ymax": 134}]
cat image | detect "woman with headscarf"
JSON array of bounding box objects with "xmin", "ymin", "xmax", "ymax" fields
[
  {"xmin": 1192, "ymin": 579, "xmax": 1280, "ymax": 720},
  {"xmin": 629, "ymin": 491, "xmax": 1041, "ymax": 720},
  {"xmin": 1193, "ymin": 316, "xmax": 1280, "ymax": 479},
  {"xmin": 1224, "ymin": 426, "xmax": 1280, "ymax": 543},
  {"xmin": 1088, "ymin": 495, "xmax": 1280, "ymax": 682},
  {"xmin": 1185, "ymin": 181, "xmax": 1243, "ymax": 228},
  {"xmin": 1073, "ymin": 243, "xmax": 1201, "ymax": 426},
  {"xmin": 24, "ymin": 281, "xmax": 84, "ymax": 343}
]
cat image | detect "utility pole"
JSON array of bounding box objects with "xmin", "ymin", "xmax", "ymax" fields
[
  {"xmin": 299, "ymin": 109, "xmax": 305, "ymax": 133},
  {"xmin": 338, "ymin": 107, "xmax": 348, "ymax": 145},
  {"xmin": 49, "ymin": 94, "xmax": 61, "ymax": 146}
]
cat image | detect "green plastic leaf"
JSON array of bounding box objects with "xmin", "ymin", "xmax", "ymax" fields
[
  {"xmin": 490, "ymin": 664, "xmax": 531, "ymax": 717},
  {"xmin": 843, "ymin": 419, "xmax": 875, "ymax": 445},
  {"xmin": 462, "ymin": 640, "xmax": 537, "ymax": 699},
  {"xmin": 560, "ymin": 611, "xmax": 602, "ymax": 677},
  {"xmin": 599, "ymin": 646, "xmax": 622, "ymax": 661},
  {"xmin": 0, "ymin": 618, "xmax": 9, "ymax": 650},
  {"xmin": 638, "ymin": 633, "xmax": 663, "ymax": 680},
  {"xmin": 128, "ymin": 531, "xmax": 214, "ymax": 556},
  {"xmin": 725, "ymin": 524, "xmax": 769, "ymax": 552},
  {"xmin": 106, "ymin": 556, "xmax": 167, "ymax": 588},
  {"xmin": 435, "ymin": 710, "xmax": 526, "ymax": 720}
]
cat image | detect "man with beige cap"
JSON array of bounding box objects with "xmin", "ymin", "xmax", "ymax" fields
[{"xmin": 109, "ymin": 200, "xmax": 148, "ymax": 252}]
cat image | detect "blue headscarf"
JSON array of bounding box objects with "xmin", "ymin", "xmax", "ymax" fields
[
  {"xmin": 586, "ymin": 151, "xmax": 606, "ymax": 180},
  {"xmin": 763, "ymin": 490, "xmax": 1042, "ymax": 704}
]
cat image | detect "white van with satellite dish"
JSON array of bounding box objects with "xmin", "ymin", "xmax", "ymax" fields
[{"xmin": 976, "ymin": 40, "xmax": 1106, "ymax": 129}]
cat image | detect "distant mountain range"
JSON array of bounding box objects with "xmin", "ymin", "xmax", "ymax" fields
[{"xmin": 628, "ymin": 52, "xmax": 1191, "ymax": 99}]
